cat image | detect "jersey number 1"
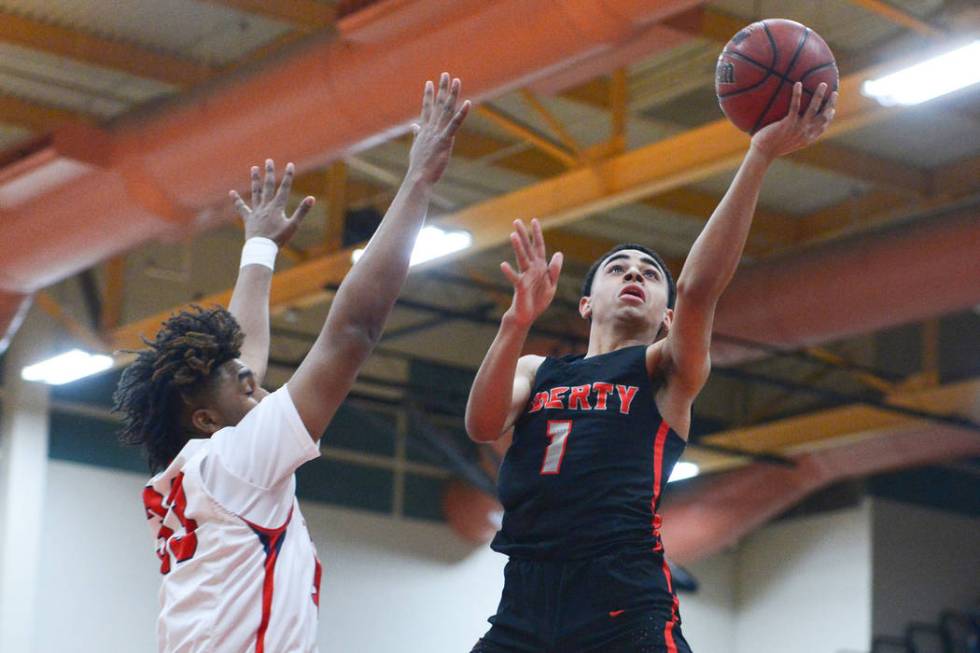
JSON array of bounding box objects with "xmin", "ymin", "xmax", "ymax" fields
[{"xmin": 541, "ymin": 420, "xmax": 572, "ymax": 475}]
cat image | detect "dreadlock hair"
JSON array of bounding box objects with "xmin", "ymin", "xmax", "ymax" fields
[
  {"xmin": 113, "ymin": 306, "xmax": 244, "ymax": 474},
  {"xmin": 581, "ymin": 243, "xmax": 676, "ymax": 309}
]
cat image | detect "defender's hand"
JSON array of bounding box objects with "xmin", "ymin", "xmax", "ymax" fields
[
  {"xmin": 501, "ymin": 219, "xmax": 563, "ymax": 328},
  {"xmin": 229, "ymin": 160, "xmax": 315, "ymax": 246},
  {"xmin": 408, "ymin": 73, "xmax": 471, "ymax": 186},
  {"xmin": 750, "ymin": 82, "xmax": 838, "ymax": 161}
]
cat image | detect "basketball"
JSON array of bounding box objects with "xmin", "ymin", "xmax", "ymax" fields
[{"xmin": 715, "ymin": 19, "xmax": 838, "ymax": 134}]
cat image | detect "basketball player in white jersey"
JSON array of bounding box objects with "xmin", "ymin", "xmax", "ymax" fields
[{"xmin": 114, "ymin": 74, "xmax": 469, "ymax": 652}]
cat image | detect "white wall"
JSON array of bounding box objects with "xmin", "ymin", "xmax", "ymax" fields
[
  {"xmin": 34, "ymin": 460, "xmax": 507, "ymax": 653},
  {"xmin": 680, "ymin": 552, "xmax": 737, "ymax": 653},
  {"xmin": 871, "ymin": 498, "xmax": 980, "ymax": 639},
  {"xmin": 35, "ymin": 461, "xmax": 161, "ymax": 653},
  {"xmin": 734, "ymin": 503, "xmax": 874, "ymax": 653},
  {"xmin": 50, "ymin": 461, "xmax": 978, "ymax": 653}
]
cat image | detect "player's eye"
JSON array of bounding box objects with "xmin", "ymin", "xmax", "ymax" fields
[
  {"xmin": 608, "ymin": 264, "xmax": 624, "ymax": 273},
  {"xmin": 644, "ymin": 269, "xmax": 659, "ymax": 279}
]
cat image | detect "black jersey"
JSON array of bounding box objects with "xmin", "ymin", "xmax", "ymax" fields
[{"xmin": 492, "ymin": 345, "xmax": 687, "ymax": 562}]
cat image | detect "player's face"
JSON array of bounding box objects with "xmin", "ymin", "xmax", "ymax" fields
[
  {"xmin": 581, "ymin": 250, "xmax": 671, "ymax": 331},
  {"xmin": 209, "ymin": 359, "xmax": 266, "ymax": 427}
]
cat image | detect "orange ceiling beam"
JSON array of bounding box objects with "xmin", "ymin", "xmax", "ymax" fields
[{"xmin": 0, "ymin": 0, "xmax": 703, "ymax": 296}]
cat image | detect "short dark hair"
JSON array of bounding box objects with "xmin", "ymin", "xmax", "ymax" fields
[
  {"xmin": 113, "ymin": 306, "xmax": 244, "ymax": 473},
  {"xmin": 581, "ymin": 243, "xmax": 676, "ymax": 308}
]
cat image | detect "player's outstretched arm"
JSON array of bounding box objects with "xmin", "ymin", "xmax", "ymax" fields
[
  {"xmin": 657, "ymin": 82, "xmax": 837, "ymax": 396},
  {"xmin": 228, "ymin": 160, "xmax": 315, "ymax": 386},
  {"xmin": 466, "ymin": 219, "xmax": 562, "ymax": 442},
  {"xmin": 290, "ymin": 74, "xmax": 470, "ymax": 440}
]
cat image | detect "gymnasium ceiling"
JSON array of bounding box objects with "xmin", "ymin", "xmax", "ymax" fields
[{"xmin": 2, "ymin": 0, "xmax": 978, "ymax": 485}]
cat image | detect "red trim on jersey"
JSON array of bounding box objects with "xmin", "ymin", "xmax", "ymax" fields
[
  {"xmin": 312, "ymin": 556, "xmax": 323, "ymax": 608},
  {"xmin": 651, "ymin": 420, "xmax": 670, "ymax": 516},
  {"xmin": 651, "ymin": 420, "xmax": 680, "ymax": 652},
  {"xmin": 660, "ymin": 558, "xmax": 680, "ymax": 653},
  {"xmin": 242, "ymin": 507, "xmax": 294, "ymax": 653}
]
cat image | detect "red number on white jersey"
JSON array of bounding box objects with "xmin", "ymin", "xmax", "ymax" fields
[{"xmin": 143, "ymin": 472, "xmax": 198, "ymax": 574}]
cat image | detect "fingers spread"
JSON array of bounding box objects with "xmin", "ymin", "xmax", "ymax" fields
[
  {"xmin": 442, "ymin": 77, "xmax": 460, "ymax": 123},
  {"xmin": 250, "ymin": 166, "xmax": 261, "ymax": 206},
  {"xmin": 421, "ymin": 80, "xmax": 434, "ymax": 125},
  {"xmin": 275, "ymin": 162, "xmax": 295, "ymax": 206},
  {"xmin": 805, "ymin": 82, "xmax": 827, "ymax": 121},
  {"xmin": 789, "ymin": 82, "xmax": 802, "ymax": 119},
  {"xmin": 443, "ymin": 102, "xmax": 470, "ymax": 139},
  {"xmin": 435, "ymin": 72, "xmax": 450, "ymax": 115},
  {"xmin": 514, "ymin": 220, "xmax": 535, "ymax": 263},
  {"xmin": 229, "ymin": 190, "xmax": 250, "ymax": 220},
  {"xmin": 548, "ymin": 251, "xmax": 563, "ymax": 284},
  {"xmin": 822, "ymin": 91, "xmax": 839, "ymax": 124},
  {"xmin": 290, "ymin": 195, "xmax": 315, "ymax": 224},
  {"xmin": 510, "ymin": 231, "xmax": 530, "ymax": 272},
  {"xmin": 501, "ymin": 261, "xmax": 520, "ymax": 286},
  {"xmin": 531, "ymin": 218, "xmax": 546, "ymax": 258},
  {"xmin": 262, "ymin": 159, "xmax": 276, "ymax": 205}
]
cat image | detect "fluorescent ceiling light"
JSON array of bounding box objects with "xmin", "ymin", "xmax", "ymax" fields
[
  {"xmin": 351, "ymin": 226, "xmax": 472, "ymax": 266},
  {"xmin": 862, "ymin": 40, "xmax": 980, "ymax": 106},
  {"xmin": 21, "ymin": 349, "xmax": 113, "ymax": 385},
  {"xmin": 668, "ymin": 461, "xmax": 699, "ymax": 484}
]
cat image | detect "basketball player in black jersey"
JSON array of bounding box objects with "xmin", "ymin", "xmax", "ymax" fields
[{"xmin": 465, "ymin": 82, "xmax": 837, "ymax": 652}]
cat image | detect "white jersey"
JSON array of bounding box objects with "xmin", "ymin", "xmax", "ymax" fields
[{"xmin": 142, "ymin": 385, "xmax": 323, "ymax": 653}]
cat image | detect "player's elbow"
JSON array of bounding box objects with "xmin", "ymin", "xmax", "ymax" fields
[
  {"xmin": 465, "ymin": 413, "xmax": 504, "ymax": 443},
  {"xmin": 675, "ymin": 275, "xmax": 718, "ymax": 306}
]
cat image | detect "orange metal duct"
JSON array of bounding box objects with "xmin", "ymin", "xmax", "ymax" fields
[
  {"xmin": 446, "ymin": 424, "xmax": 980, "ymax": 557},
  {"xmin": 446, "ymin": 205, "xmax": 980, "ymax": 550},
  {"xmin": 659, "ymin": 424, "xmax": 980, "ymax": 564},
  {"xmin": 0, "ymin": 0, "xmax": 702, "ymax": 332},
  {"xmin": 711, "ymin": 204, "xmax": 980, "ymax": 365}
]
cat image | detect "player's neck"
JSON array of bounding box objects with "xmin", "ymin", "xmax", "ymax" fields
[{"xmin": 585, "ymin": 320, "xmax": 658, "ymax": 358}]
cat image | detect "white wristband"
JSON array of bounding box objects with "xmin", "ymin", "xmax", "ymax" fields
[{"xmin": 240, "ymin": 237, "xmax": 278, "ymax": 271}]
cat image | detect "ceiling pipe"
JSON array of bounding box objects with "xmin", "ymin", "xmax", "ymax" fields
[
  {"xmin": 659, "ymin": 423, "xmax": 980, "ymax": 564},
  {"xmin": 712, "ymin": 202, "xmax": 980, "ymax": 365},
  {"xmin": 446, "ymin": 423, "xmax": 980, "ymax": 557},
  {"xmin": 0, "ymin": 0, "xmax": 702, "ymax": 354},
  {"xmin": 0, "ymin": 0, "xmax": 702, "ymax": 296}
]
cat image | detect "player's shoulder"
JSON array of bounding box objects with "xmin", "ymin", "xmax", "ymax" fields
[
  {"xmin": 516, "ymin": 354, "xmax": 546, "ymax": 380},
  {"xmin": 146, "ymin": 439, "xmax": 210, "ymax": 489},
  {"xmin": 517, "ymin": 354, "xmax": 546, "ymax": 370},
  {"xmin": 644, "ymin": 340, "xmax": 669, "ymax": 380}
]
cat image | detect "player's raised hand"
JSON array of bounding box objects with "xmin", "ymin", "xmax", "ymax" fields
[
  {"xmin": 229, "ymin": 159, "xmax": 315, "ymax": 246},
  {"xmin": 750, "ymin": 82, "xmax": 837, "ymax": 160},
  {"xmin": 501, "ymin": 219, "xmax": 563, "ymax": 328},
  {"xmin": 408, "ymin": 73, "xmax": 471, "ymax": 185}
]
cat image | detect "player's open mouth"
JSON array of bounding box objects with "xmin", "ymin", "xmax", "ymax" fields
[{"xmin": 619, "ymin": 285, "xmax": 645, "ymax": 303}]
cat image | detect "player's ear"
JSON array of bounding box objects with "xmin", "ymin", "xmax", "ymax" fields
[
  {"xmin": 657, "ymin": 308, "xmax": 674, "ymax": 339},
  {"xmin": 579, "ymin": 296, "xmax": 592, "ymax": 320},
  {"xmin": 191, "ymin": 407, "xmax": 223, "ymax": 435}
]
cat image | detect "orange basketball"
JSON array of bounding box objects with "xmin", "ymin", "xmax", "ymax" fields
[{"xmin": 715, "ymin": 19, "xmax": 838, "ymax": 134}]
